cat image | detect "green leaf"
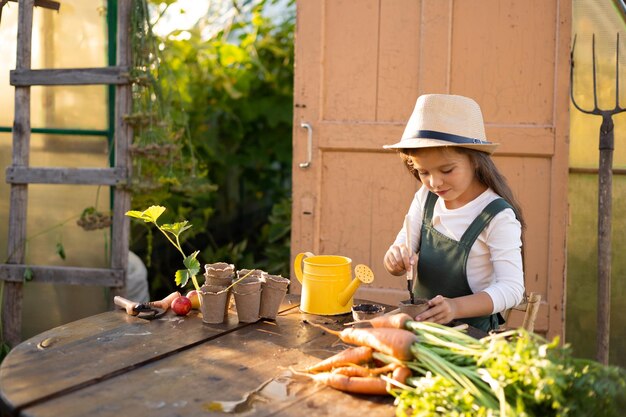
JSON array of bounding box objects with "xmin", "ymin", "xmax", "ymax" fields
[
  {"xmin": 160, "ymin": 221, "xmax": 192, "ymax": 237},
  {"xmin": 23, "ymin": 267, "xmax": 33, "ymax": 282},
  {"xmin": 175, "ymin": 269, "xmax": 189, "ymax": 287},
  {"xmin": 0, "ymin": 342, "xmax": 11, "ymax": 363},
  {"xmin": 56, "ymin": 242, "xmax": 66, "ymax": 260},
  {"xmin": 125, "ymin": 206, "xmax": 166, "ymax": 223},
  {"xmin": 183, "ymin": 251, "xmax": 201, "ymax": 276}
]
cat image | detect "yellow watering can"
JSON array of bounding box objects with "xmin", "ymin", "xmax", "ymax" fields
[{"xmin": 293, "ymin": 252, "xmax": 375, "ymax": 315}]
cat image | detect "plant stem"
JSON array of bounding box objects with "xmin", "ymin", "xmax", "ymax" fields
[
  {"xmin": 191, "ymin": 275, "xmax": 201, "ymax": 292},
  {"xmin": 153, "ymin": 222, "xmax": 185, "ymax": 258}
]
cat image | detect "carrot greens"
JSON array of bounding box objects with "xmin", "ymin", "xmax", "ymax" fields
[{"xmin": 389, "ymin": 322, "xmax": 626, "ymax": 417}]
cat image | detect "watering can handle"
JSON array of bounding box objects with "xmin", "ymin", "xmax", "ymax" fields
[{"xmin": 293, "ymin": 252, "xmax": 314, "ymax": 284}]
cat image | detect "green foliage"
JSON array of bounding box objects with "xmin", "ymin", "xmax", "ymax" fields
[
  {"xmin": 0, "ymin": 342, "xmax": 9, "ymax": 365},
  {"xmin": 127, "ymin": 206, "xmax": 202, "ymax": 289},
  {"xmin": 390, "ymin": 323, "xmax": 626, "ymax": 417},
  {"xmin": 128, "ymin": 0, "xmax": 295, "ymax": 296}
]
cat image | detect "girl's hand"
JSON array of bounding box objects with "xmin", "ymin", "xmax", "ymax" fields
[
  {"xmin": 383, "ymin": 244, "xmax": 417, "ymax": 276},
  {"xmin": 415, "ymin": 295, "xmax": 458, "ymax": 325}
]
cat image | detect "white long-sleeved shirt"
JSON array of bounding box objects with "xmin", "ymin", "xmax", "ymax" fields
[{"xmin": 392, "ymin": 186, "xmax": 524, "ymax": 314}]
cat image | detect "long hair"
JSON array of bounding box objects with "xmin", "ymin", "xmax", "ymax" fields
[{"xmin": 398, "ymin": 147, "xmax": 526, "ymax": 229}]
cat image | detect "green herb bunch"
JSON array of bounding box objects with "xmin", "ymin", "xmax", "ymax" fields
[{"xmin": 381, "ymin": 322, "xmax": 626, "ymax": 417}]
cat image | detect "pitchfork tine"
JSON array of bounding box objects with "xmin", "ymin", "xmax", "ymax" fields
[
  {"xmin": 570, "ymin": 33, "xmax": 626, "ymax": 115},
  {"xmin": 570, "ymin": 34, "xmax": 596, "ymax": 115}
]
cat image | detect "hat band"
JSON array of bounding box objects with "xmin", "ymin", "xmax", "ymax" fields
[{"xmin": 416, "ymin": 130, "xmax": 490, "ymax": 145}]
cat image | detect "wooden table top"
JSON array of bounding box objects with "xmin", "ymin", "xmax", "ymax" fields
[{"xmin": 0, "ymin": 295, "xmax": 396, "ymax": 417}]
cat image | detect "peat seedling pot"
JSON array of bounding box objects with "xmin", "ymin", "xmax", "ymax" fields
[
  {"xmin": 259, "ymin": 274, "xmax": 290, "ymax": 320},
  {"xmin": 399, "ymin": 298, "xmax": 429, "ymax": 319},
  {"xmin": 199, "ymin": 284, "xmax": 230, "ymax": 324},
  {"xmin": 204, "ymin": 262, "xmax": 235, "ymax": 286},
  {"xmin": 351, "ymin": 303, "xmax": 385, "ymax": 327},
  {"xmin": 233, "ymin": 276, "xmax": 263, "ymax": 323}
]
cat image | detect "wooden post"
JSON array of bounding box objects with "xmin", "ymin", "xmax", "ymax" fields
[
  {"xmin": 596, "ymin": 114, "xmax": 614, "ymax": 365},
  {"xmin": 110, "ymin": 0, "xmax": 133, "ymax": 297},
  {"xmin": 2, "ymin": 0, "xmax": 34, "ymax": 347},
  {"xmin": 521, "ymin": 293, "xmax": 542, "ymax": 333}
]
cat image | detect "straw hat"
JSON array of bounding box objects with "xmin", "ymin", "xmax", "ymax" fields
[{"xmin": 383, "ymin": 94, "xmax": 498, "ymax": 154}]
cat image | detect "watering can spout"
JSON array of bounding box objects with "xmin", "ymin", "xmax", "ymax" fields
[
  {"xmin": 337, "ymin": 278, "xmax": 361, "ymax": 307},
  {"xmin": 337, "ymin": 264, "xmax": 375, "ymax": 306}
]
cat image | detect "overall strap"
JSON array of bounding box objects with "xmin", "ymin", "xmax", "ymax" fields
[
  {"xmin": 422, "ymin": 191, "xmax": 439, "ymax": 224},
  {"xmin": 459, "ymin": 198, "xmax": 513, "ymax": 248}
]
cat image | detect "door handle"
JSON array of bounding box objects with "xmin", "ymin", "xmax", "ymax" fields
[{"xmin": 299, "ymin": 122, "xmax": 312, "ymax": 168}]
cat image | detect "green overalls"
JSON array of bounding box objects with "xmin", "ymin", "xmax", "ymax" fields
[{"xmin": 415, "ymin": 191, "xmax": 512, "ymax": 332}]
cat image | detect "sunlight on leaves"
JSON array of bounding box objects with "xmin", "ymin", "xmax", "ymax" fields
[
  {"xmin": 160, "ymin": 221, "xmax": 192, "ymax": 237},
  {"xmin": 183, "ymin": 251, "xmax": 201, "ymax": 276},
  {"xmin": 125, "ymin": 206, "xmax": 166, "ymax": 223},
  {"xmin": 175, "ymin": 269, "xmax": 190, "ymax": 287}
]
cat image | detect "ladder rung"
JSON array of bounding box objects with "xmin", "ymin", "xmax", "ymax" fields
[
  {"xmin": 6, "ymin": 167, "xmax": 127, "ymax": 185},
  {"xmin": 0, "ymin": 264, "xmax": 124, "ymax": 287},
  {"xmin": 6, "ymin": 0, "xmax": 60, "ymax": 11},
  {"xmin": 10, "ymin": 67, "xmax": 131, "ymax": 86}
]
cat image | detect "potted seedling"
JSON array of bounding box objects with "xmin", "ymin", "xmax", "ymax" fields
[
  {"xmin": 126, "ymin": 206, "xmax": 209, "ymax": 317},
  {"xmin": 126, "ymin": 206, "xmax": 202, "ymax": 291},
  {"xmin": 125, "ymin": 206, "xmax": 248, "ymax": 322}
]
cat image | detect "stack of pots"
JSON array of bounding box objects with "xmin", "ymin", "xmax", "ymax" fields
[
  {"xmin": 199, "ymin": 262, "xmax": 235, "ymax": 324},
  {"xmin": 198, "ymin": 263, "xmax": 290, "ymax": 324}
]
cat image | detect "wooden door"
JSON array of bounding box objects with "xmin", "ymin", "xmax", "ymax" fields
[{"xmin": 291, "ymin": 0, "xmax": 571, "ymax": 339}]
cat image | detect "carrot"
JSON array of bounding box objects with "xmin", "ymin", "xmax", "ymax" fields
[
  {"xmin": 299, "ymin": 365, "xmax": 411, "ymax": 395},
  {"xmin": 368, "ymin": 313, "xmax": 413, "ymax": 329},
  {"xmin": 148, "ymin": 291, "xmax": 181, "ymax": 311},
  {"xmin": 332, "ymin": 362, "xmax": 399, "ymax": 377},
  {"xmin": 304, "ymin": 346, "xmax": 373, "ymax": 373},
  {"xmin": 308, "ymin": 322, "xmax": 419, "ymax": 361},
  {"xmin": 331, "ymin": 365, "xmax": 373, "ymax": 378},
  {"xmin": 391, "ymin": 366, "xmax": 412, "ymax": 385},
  {"xmin": 309, "ymin": 372, "xmax": 389, "ymax": 395}
]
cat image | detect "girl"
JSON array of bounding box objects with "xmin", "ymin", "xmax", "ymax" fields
[{"xmin": 383, "ymin": 94, "xmax": 525, "ymax": 332}]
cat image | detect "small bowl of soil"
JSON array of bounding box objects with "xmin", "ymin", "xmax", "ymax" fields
[{"xmin": 351, "ymin": 303, "xmax": 385, "ymax": 326}]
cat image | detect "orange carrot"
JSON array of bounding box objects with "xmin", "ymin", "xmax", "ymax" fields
[
  {"xmin": 148, "ymin": 291, "xmax": 181, "ymax": 311},
  {"xmin": 304, "ymin": 346, "xmax": 373, "ymax": 373},
  {"xmin": 391, "ymin": 366, "xmax": 412, "ymax": 385},
  {"xmin": 315, "ymin": 325, "xmax": 418, "ymax": 361},
  {"xmin": 332, "ymin": 362, "xmax": 399, "ymax": 377},
  {"xmin": 309, "ymin": 372, "xmax": 389, "ymax": 395},
  {"xmin": 305, "ymin": 365, "xmax": 411, "ymax": 395},
  {"xmin": 331, "ymin": 365, "xmax": 372, "ymax": 378},
  {"xmin": 368, "ymin": 313, "xmax": 413, "ymax": 329}
]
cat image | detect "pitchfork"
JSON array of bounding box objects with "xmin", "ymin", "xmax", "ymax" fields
[{"xmin": 570, "ymin": 33, "xmax": 626, "ymax": 365}]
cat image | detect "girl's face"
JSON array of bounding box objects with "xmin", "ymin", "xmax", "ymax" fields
[{"xmin": 409, "ymin": 147, "xmax": 486, "ymax": 209}]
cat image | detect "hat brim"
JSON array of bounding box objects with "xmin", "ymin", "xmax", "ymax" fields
[{"xmin": 383, "ymin": 138, "xmax": 499, "ymax": 155}]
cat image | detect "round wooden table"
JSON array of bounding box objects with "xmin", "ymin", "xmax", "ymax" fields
[{"xmin": 0, "ymin": 295, "xmax": 395, "ymax": 417}]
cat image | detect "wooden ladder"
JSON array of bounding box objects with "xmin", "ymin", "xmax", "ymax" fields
[{"xmin": 1, "ymin": 0, "xmax": 133, "ymax": 347}]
